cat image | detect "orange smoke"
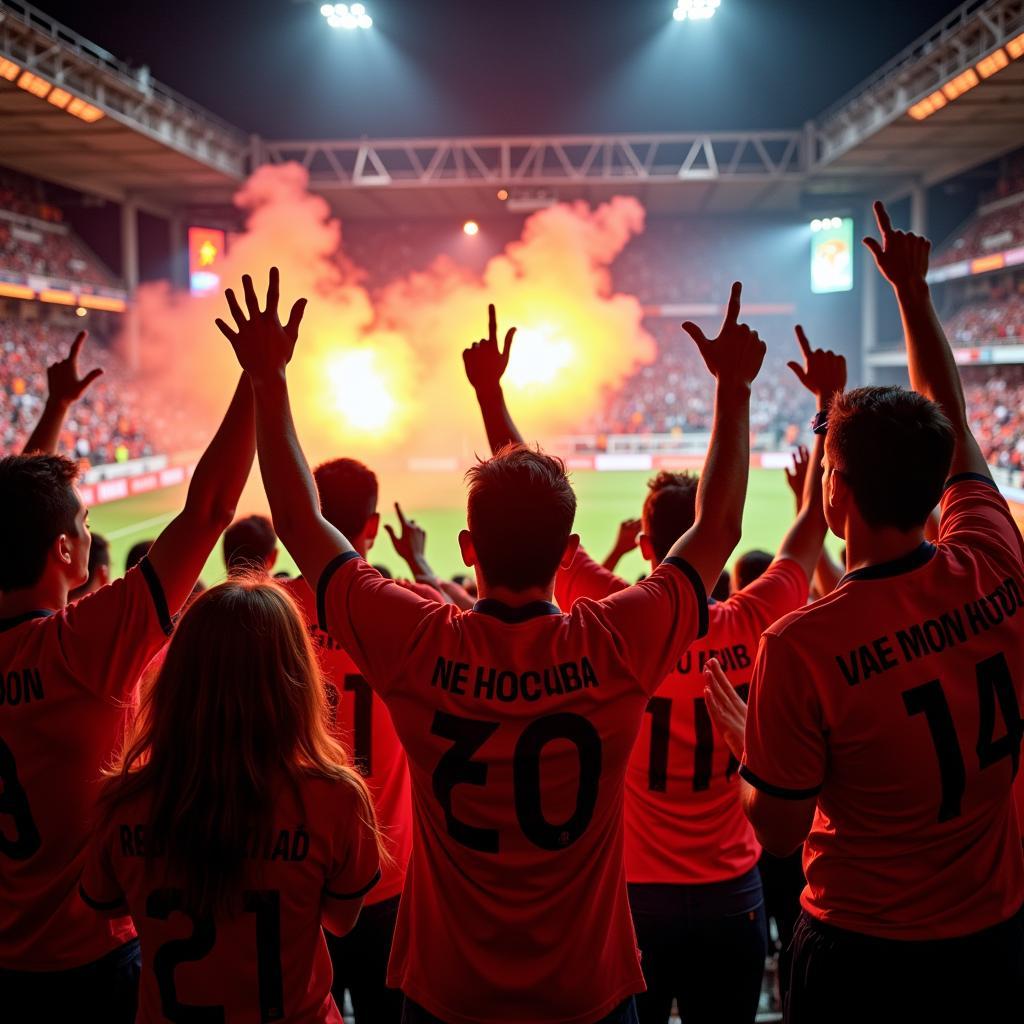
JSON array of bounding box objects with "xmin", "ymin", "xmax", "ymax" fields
[{"xmin": 127, "ymin": 164, "xmax": 654, "ymax": 487}]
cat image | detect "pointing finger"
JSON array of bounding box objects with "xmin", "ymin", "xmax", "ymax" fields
[
  {"xmin": 69, "ymin": 331, "xmax": 87, "ymax": 363},
  {"xmin": 794, "ymin": 325, "xmax": 812, "ymax": 361},
  {"xmin": 266, "ymin": 266, "xmax": 280, "ymax": 317},
  {"xmin": 488, "ymin": 303, "xmax": 497, "ymax": 344},
  {"xmin": 873, "ymin": 200, "xmax": 893, "ymax": 240},
  {"xmin": 723, "ymin": 281, "xmax": 742, "ymax": 328},
  {"xmin": 394, "ymin": 502, "xmax": 409, "ymax": 528}
]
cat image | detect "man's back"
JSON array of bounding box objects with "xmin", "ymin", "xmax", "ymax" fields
[
  {"xmin": 743, "ymin": 476, "xmax": 1024, "ymax": 939},
  {"xmin": 319, "ymin": 553, "xmax": 707, "ymax": 1024},
  {"xmin": 0, "ymin": 561, "xmax": 173, "ymax": 969}
]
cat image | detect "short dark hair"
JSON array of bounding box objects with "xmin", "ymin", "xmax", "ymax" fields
[
  {"xmin": 466, "ymin": 444, "xmax": 576, "ymax": 592},
  {"xmin": 223, "ymin": 515, "xmax": 277, "ymax": 572},
  {"xmin": 126, "ymin": 539, "xmax": 154, "ymax": 572},
  {"xmin": 314, "ymin": 458, "xmax": 379, "ymax": 540},
  {"xmin": 734, "ymin": 549, "xmax": 773, "ymax": 590},
  {"xmin": 642, "ymin": 471, "xmax": 700, "ymax": 564},
  {"xmin": 0, "ymin": 454, "xmax": 80, "ymax": 591},
  {"xmin": 827, "ymin": 387, "xmax": 954, "ymax": 531},
  {"xmin": 712, "ymin": 570, "xmax": 731, "ymax": 602}
]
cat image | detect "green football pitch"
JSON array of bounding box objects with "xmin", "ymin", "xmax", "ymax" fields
[{"xmin": 89, "ymin": 467, "xmax": 842, "ymax": 587}]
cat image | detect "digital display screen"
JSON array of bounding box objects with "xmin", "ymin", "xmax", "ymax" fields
[
  {"xmin": 188, "ymin": 226, "xmax": 226, "ymax": 295},
  {"xmin": 811, "ymin": 217, "xmax": 854, "ymax": 294}
]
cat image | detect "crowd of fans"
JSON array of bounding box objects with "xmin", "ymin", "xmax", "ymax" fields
[
  {"xmin": 594, "ymin": 318, "xmax": 811, "ymax": 446},
  {"xmin": 0, "ymin": 313, "xmax": 155, "ymax": 465},
  {"xmin": 964, "ymin": 365, "xmax": 1024, "ymax": 476},
  {"xmin": 933, "ymin": 199, "xmax": 1024, "ymax": 268},
  {"xmin": 944, "ymin": 290, "xmax": 1024, "ymax": 346},
  {"xmin": 0, "ymin": 168, "xmax": 115, "ymax": 286}
]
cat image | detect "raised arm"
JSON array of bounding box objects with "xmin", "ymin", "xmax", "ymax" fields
[
  {"xmin": 773, "ymin": 326, "xmax": 844, "ymax": 580},
  {"xmin": 785, "ymin": 446, "xmax": 843, "ymax": 594},
  {"xmin": 22, "ymin": 331, "xmax": 103, "ymax": 455},
  {"xmin": 667, "ymin": 283, "xmax": 766, "ymax": 594},
  {"xmin": 384, "ymin": 502, "xmax": 452, "ymax": 601},
  {"xmin": 603, "ymin": 518, "xmax": 642, "ymax": 573},
  {"xmin": 218, "ymin": 268, "xmax": 353, "ymax": 586},
  {"xmin": 463, "ymin": 303, "xmax": 523, "ymax": 454},
  {"xmin": 863, "ymin": 200, "xmax": 988, "ymax": 479}
]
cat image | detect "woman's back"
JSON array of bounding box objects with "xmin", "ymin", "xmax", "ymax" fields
[
  {"xmin": 83, "ymin": 773, "xmax": 379, "ymax": 1024},
  {"xmin": 80, "ymin": 578, "xmax": 382, "ymax": 1023}
]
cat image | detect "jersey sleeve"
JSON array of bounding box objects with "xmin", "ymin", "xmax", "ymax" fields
[
  {"xmin": 317, "ymin": 552, "xmax": 445, "ymax": 696},
  {"xmin": 585, "ymin": 557, "xmax": 708, "ymax": 696},
  {"xmin": 717, "ymin": 558, "xmax": 809, "ymax": 641},
  {"xmin": 79, "ymin": 824, "xmax": 128, "ymax": 919},
  {"xmin": 554, "ymin": 545, "xmax": 629, "ymax": 609},
  {"xmin": 56, "ymin": 557, "xmax": 175, "ymax": 702},
  {"xmin": 740, "ymin": 630, "xmax": 826, "ymax": 800},
  {"xmin": 322, "ymin": 779, "xmax": 382, "ymax": 929},
  {"xmin": 939, "ymin": 475, "xmax": 1024, "ymax": 569}
]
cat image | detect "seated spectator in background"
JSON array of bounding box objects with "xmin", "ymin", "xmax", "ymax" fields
[
  {"xmin": 223, "ymin": 513, "xmax": 278, "ymax": 576},
  {"xmin": 82, "ymin": 578, "xmax": 384, "ymax": 1023},
  {"xmin": 125, "ymin": 539, "xmax": 153, "ymax": 572},
  {"xmin": 69, "ymin": 532, "xmax": 111, "ymax": 601},
  {"xmin": 732, "ymin": 549, "xmax": 773, "ymax": 592}
]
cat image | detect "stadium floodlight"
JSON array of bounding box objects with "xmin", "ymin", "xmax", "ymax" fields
[
  {"xmin": 674, "ymin": 0, "xmax": 721, "ymax": 22},
  {"xmin": 463, "ymin": 221, "xmax": 480, "ymax": 237},
  {"xmin": 322, "ymin": 1, "xmax": 372, "ymax": 29},
  {"xmin": 810, "ymin": 219, "xmax": 822, "ymax": 233}
]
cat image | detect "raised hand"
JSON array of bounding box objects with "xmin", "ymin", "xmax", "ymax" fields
[
  {"xmin": 603, "ymin": 517, "xmax": 642, "ymax": 572},
  {"xmin": 682, "ymin": 282, "xmax": 766, "ymax": 389},
  {"xmin": 384, "ymin": 503, "xmax": 427, "ymax": 566},
  {"xmin": 216, "ymin": 267, "xmax": 307, "ymax": 380},
  {"xmin": 787, "ymin": 325, "xmax": 847, "ymax": 405},
  {"xmin": 784, "ymin": 445, "xmax": 810, "ymax": 504},
  {"xmin": 862, "ymin": 200, "xmax": 931, "ymax": 293},
  {"xmin": 463, "ymin": 303, "xmax": 516, "ymax": 394},
  {"xmin": 47, "ymin": 331, "xmax": 103, "ymax": 407},
  {"xmin": 702, "ymin": 658, "xmax": 747, "ymax": 761}
]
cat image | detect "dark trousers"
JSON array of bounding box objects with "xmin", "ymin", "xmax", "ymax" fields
[
  {"xmin": 0, "ymin": 938, "xmax": 140, "ymax": 1024},
  {"xmin": 758, "ymin": 848, "xmax": 805, "ymax": 999},
  {"xmin": 402, "ymin": 995, "xmax": 639, "ymax": 1024},
  {"xmin": 628, "ymin": 868, "xmax": 767, "ymax": 1024},
  {"xmin": 326, "ymin": 894, "xmax": 403, "ymax": 1024},
  {"xmin": 786, "ymin": 904, "xmax": 1024, "ymax": 1024}
]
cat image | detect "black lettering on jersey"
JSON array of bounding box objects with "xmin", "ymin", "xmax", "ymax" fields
[
  {"xmin": 0, "ymin": 668, "xmax": 44, "ymax": 707},
  {"xmin": 964, "ymin": 579, "xmax": 1021, "ymax": 638},
  {"xmin": 520, "ymin": 671, "xmax": 542, "ymax": 702},
  {"xmin": 474, "ymin": 667, "xmax": 495, "ymax": 700},
  {"xmin": 431, "ymin": 657, "xmax": 469, "ymax": 694},
  {"xmin": 676, "ymin": 651, "xmax": 693, "ymax": 675},
  {"xmin": 836, "ymin": 636, "xmax": 898, "ymax": 686},
  {"xmin": 543, "ymin": 668, "xmax": 563, "ymax": 696},
  {"xmin": 496, "ymin": 671, "xmax": 518, "ymax": 703},
  {"xmin": 270, "ymin": 830, "xmax": 290, "ymax": 861}
]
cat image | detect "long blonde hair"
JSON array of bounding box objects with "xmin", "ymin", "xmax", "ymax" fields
[{"xmin": 100, "ymin": 575, "xmax": 381, "ymax": 916}]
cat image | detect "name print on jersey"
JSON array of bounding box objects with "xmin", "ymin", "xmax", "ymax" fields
[
  {"xmin": 430, "ymin": 656, "xmax": 600, "ymax": 703},
  {"xmin": 0, "ymin": 667, "xmax": 44, "ymax": 706},
  {"xmin": 837, "ymin": 576, "xmax": 1022, "ymax": 687}
]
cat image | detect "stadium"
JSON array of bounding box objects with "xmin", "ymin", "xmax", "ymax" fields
[{"xmin": 1, "ymin": 1, "xmax": 1024, "ymax": 1022}]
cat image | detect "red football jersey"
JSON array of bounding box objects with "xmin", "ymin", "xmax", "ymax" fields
[
  {"xmin": 319, "ymin": 552, "xmax": 708, "ymax": 1024},
  {"xmin": 279, "ymin": 574, "xmax": 415, "ymax": 904},
  {"xmin": 80, "ymin": 773, "xmax": 380, "ymax": 1024},
  {"xmin": 742, "ymin": 476, "xmax": 1024, "ymax": 939},
  {"xmin": 0, "ymin": 559, "xmax": 174, "ymax": 970},
  {"xmin": 557, "ymin": 549, "xmax": 808, "ymax": 884}
]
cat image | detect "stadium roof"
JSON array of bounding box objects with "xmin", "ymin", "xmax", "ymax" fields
[{"xmin": 1, "ymin": 0, "xmax": 1023, "ymax": 218}]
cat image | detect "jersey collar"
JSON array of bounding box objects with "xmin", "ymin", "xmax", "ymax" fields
[
  {"xmin": 840, "ymin": 541, "xmax": 936, "ymax": 585},
  {"xmin": 473, "ymin": 599, "xmax": 561, "ymax": 623},
  {"xmin": 0, "ymin": 609, "xmax": 55, "ymax": 632}
]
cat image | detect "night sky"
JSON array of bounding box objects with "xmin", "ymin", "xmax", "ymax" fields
[{"xmin": 37, "ymin": 0, "xmax": 966, "ymax": 139}]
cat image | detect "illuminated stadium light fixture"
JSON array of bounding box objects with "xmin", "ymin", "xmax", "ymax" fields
[
  {"xmin": 47, "ymin": 87, "xmax": 73, "ymax": 109},
  {"xmin": 977, "ymin": 48, "xmax": 1010, "ymax": 79},
  {"xmin": 0, "ymin": 57, "xmax": 20, "ymax": 81},
  {"xmin": 75, "ymin": 306, "xmax": 88, "ymax": 318},
  {"xmin": 674, "ymin": 0, "xmax": 721, "ymax": 22},
  {"xmin": 497, "ymin": 189, "xmax": 509, "ymax": 201},
  {"xmin": 323, "ymin": 2, "xmax": 372, "ymax": 29},
  {"xmin": 942, "ymin": 67, "xmax": 980, "ymax": 101},
  {"xmin": 810, "ymin": 219, "xmax": 823, "ymax": 233},
  {"xmin": 463, "ymin": 220, "xmax": 480, "ymax": 237},
  {"xmin": 17, "ymin": 70, "xmax": 52, "ymax": 99},
  {"xmin": 1008, "ymin": 33, "xmax": 1024, "ymax": 60}
]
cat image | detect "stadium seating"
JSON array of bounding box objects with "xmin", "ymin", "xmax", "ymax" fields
[{"xmin": 0, "ymin": 314, "xmax": 155, "ymax": 464}]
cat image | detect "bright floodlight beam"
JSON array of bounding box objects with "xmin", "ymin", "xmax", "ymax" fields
[
  {"xmin": 674, "ymin": 0, "xmax": 722, "ymax": 22},
  {"xmin": 463, "ymin": 221, "xmax": 480, "ymax": 237},
  {"xmin": 322, "ymin": 1, "xmax": 371, "ymax": 29}
]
